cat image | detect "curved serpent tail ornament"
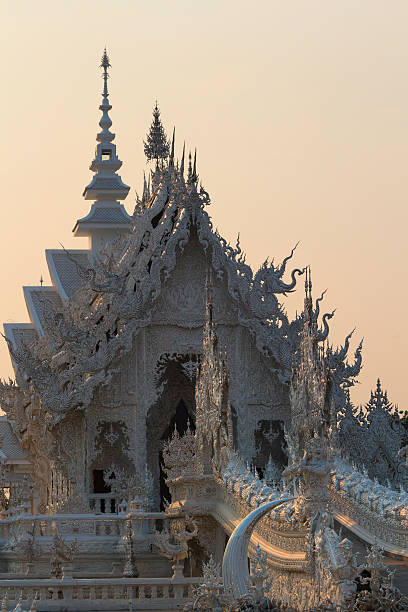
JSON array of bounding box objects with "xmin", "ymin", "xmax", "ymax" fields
[{"xmin": 222, "ymin": 498, "xmax": 293, "ymax": 600}]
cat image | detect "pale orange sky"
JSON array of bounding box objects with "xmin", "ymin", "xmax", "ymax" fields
[{"xmin": 1, "ymin": 0, "xmax": 407, "ymax": 409}]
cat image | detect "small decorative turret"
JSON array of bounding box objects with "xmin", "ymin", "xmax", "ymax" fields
[
  {"xmin": 366, "ymin": 378, "xmax": 395, "ymax": 416},
  {"xmin": 73, "ymin": 49, "xmax": 132, "ymax": 255},
  {"xmin": 264, "ymin": 454, "xmax": 281, "ymax": 486},
  {"xmin": 187, "ymin": 149, "xmax": 198, "ymax": 187},
  {"xmin": 144, "ymin": 102, "xmax": 170, "ymax": 164}
]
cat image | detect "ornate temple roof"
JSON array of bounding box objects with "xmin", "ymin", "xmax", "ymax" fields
[
  {"xmin": 23, "ymin": 286, "xmax": 63, "ymax": 335},
  {"xmin": 0, "ymin": 51, "xmax": 362, "ymax": 425},
  {"xmin": 46, "ymin": 249, "xmax": 90, "ymax": 300},
  {"xmin": 3, "ymin": 324, "xmax": 37, "ymax": 353},
  {"xmin": 0, "ymin": 417, "xmax": 27, "ymax": 461}
]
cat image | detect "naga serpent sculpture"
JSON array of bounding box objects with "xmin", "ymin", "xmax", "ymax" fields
[{"xmin": 222, "ymin": 498, "xmax": 293, "ymax": 600}]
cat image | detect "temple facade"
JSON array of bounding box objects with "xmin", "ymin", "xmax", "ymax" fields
[{"xmin": 0, "ymin": 52, "xmax": 407, "ymax": 611}]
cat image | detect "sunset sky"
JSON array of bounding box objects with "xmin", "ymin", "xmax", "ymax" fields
[{"xmin": 1, "ymin": 0, "xmax": 407, "ymax": 409}]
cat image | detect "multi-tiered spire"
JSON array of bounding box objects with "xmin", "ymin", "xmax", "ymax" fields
[
  {"xmin": 74, "ymin": 49, "xmax": 132, "ymax": 253},
  {"xmin": 83, "ymin": 48, "xmax": 130, "ymax": 201},
  {"xmin": 287, "ymin": 268, "xmax": 333, "ymax": 463},
  {"xmin": 194, "ymin": 268, "xmax": 233, "ymax": 474}
]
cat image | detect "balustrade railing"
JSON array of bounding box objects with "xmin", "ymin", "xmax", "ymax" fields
[
  {"xmin": 88, "ymin": 493, "xmax": 118, "ymax": 514},
  {"xmin": 329, "ymin": 485, "xmax": 408, "ymax": 551},
  {"xmin": 0, "ymin": 511, "xmax": 164, "ymax": 541},
  {"xmin": 0, "ymin": 577, "xmax": 200, "ymax": 610}
]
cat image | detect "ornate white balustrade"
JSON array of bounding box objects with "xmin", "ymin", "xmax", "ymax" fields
[
  {"xmin": 211, "ymin": 451, "xmax": 408, "ymax": 559},
  {"xmin": 0, "ymin": 576, "xmax": 200, "ymax": 610},
  {"xmin": 329, "ymin": 487, "xmax": 408, "ymax": 553},
  {"xmin": 88, "ymin": 493, "xmax": 119, "ymax": 514},
  {"xmin": 0, "ymin": 511, "xmax": 164, "ymax": 542}
]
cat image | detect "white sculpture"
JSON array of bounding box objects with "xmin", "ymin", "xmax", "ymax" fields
[{"xmin": 222, "ymin": 499, "xmax": 292, "ymax": 600}]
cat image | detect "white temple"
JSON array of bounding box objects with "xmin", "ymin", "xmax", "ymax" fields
[{"xmin": 0, "ymin": 50, "xmax": 407, "ymax": 611}]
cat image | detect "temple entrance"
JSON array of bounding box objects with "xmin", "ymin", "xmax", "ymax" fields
[
  {"xmin": 159, "ymin": 399, "xmax": 194, "ymax": 510},
  {"xmin": 146, "ymin": 354, "xmax": 197, "ymax": 510}
]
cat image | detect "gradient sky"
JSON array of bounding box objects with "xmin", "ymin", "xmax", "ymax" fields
[{"xmin": 1, "ymin": 0, "xmax": 407, "ymax": 409}]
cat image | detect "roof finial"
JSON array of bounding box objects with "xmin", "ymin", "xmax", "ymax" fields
[
  {"xmin": 304, "ymin": 265, "xmax": 312, "ymax": 299},
  {"xmin": 187, "ymin": 151, "xmax": 193, "ymax": 182},
  {"xmin": 304, "ymin": 266, "xmax": 313, "ymax": 317},
  {"xmin": 96, "ymin": 48, "xmax": 114, "ymax": 146},
  {"xmin": 180, "ymin": 142, "xmax": 185, "ymax": 177},
  {"xmin": 192, "ymin": 148, "xmax": 198, "ymax": 184},
  {"xmin": 100, "ymin": 47, "xmax": 111, "ymax": 99},
  {"xmin": 169, "ymin": 127, "xmax": 175, "ymax": 167},
  {"xmin": 144, "ymin": 102, "xmax": 170, "ymax": 163}
]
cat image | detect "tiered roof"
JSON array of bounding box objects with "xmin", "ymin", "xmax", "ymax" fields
[
  {"xmin": 0, "ymin": 417, "xmax": 27, "ymax": 461},
  {"xmin": 46, "ymin": 249, "xmax": 91, "ymax": 299}
]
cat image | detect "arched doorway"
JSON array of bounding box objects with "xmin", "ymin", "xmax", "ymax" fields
[{"xmin": 146, "ymin": 355, "xmax": 197, "ymax": 510}]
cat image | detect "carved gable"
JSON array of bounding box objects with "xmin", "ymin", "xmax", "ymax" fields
[{"xmin": 151, "ymin": 232, "xmax": 238, "ymax": 328}]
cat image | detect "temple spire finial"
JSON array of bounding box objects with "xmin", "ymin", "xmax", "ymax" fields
[
  {"xmin": 180, "ymin": 142, "xmax": 185, "ymax": 177},
  {"xmin": 144, "ymin": 102, "xmax": 170, "ymax": 163},
  {"xmin": 169, "ymin": 127, "xmax": 175, "ymax": 167},
  {"xmin": 187, "ymin": 151, "xmax": 193, "ymax": 182},
  {"xmin": 96, "ymin": 47, "xmax": 114, "ymax": 145},
  {"xmin": 74, "ymin": 49, "xmax": 131, "ymax": 250},
  {"xmin": 192, "ymin": 148, "xmax": 198, "ymax": 184},
  {"xmin": 305, "ymin": 266, "xmax": 311, "ymax": 299},
  {"xmin": 100, "ymin": 47, "xmax": 111, "ymax": 99},
  {"xmin": 304, "ymin": 266, "xmax": 313, "ymax": 320}
]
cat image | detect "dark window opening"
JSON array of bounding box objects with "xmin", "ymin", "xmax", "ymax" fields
[
  {"xmin": 92, "ymin": 469, "xmax": 116, "ymax": 513},
  {"xmin": 93, "ymin": 469, "xmax": 111, "ymax": 494},
  {"xmin": 102, "ymin": 149, "xmax": 112, "ymax": 161},
  {"xmin": 254, "ymin": 419, "xmax": 286, "ymax": 476}
]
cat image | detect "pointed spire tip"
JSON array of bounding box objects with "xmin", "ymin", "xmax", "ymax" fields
[{"xmin": 100, "ymin": 47, "xmax": 111, "ymax": 69}]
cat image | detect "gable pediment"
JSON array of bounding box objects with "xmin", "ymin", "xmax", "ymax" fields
[{"xmin": 151, "ymin": 234, "xmax": 238, "ymax": 328}]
